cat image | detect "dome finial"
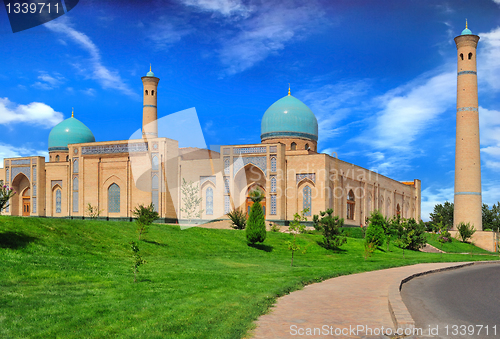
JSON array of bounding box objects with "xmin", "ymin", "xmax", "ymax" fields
[
  {"xmin": 146, "ymin": 64, "xmax": 155, "ymax": 77},
  {"xmin": 465, "ymin": 19, "xmax": 468, "ymax": 29},
  {"xmin": 150, "ymin": 63, "xmax": 152, "ymax": 72},
  {"xmin": 288, "ymin": 83, "xmax": 291, "ymax": 96},
  {"xmin": 71, "ymin": 107, "xmax": 74, "ymax": 118}
]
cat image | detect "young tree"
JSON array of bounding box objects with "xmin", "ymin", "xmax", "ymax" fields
[
  {"xmin": 86, "ymin": 203, "xmax": 103, "ymax": 219},
  {"xmin": 457, "ymin": 222, "xmax": 476, "ymax": 243},
  {"xmin": 0, "ymin": 181, "xmax": 16, "ymax": 212},
  {"xmin": 246, "ymin": 189, "xmax": 266, "ymax": 244},
  {"xmin": 179, "ymin": 178, "xmax": 203, "ymax": 223},
  {"xmin": 315, "ymin": 208, "xmax": 346, "ymax": 249},
  {"xmin": 130, "ymin": 241, "xmax": 147, "ymax": 283},
  {"xmin": 365, "ymin": 210, "xmax": 386, "ymax": 248},
  {"xmin": 394, "ymin": 221, "xmax": 413, "ymax": 259},
  {"xmin": 287, "ymin": 209, "xmax": 308, "ymax": 266},
  {"xmin": 133, "ymin": 203, "xmax": 159, "ymax": 240}
]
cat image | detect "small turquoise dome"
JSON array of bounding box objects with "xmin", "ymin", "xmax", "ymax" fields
[
  {"xmin": 261, "ymin": 94, "xmax": 318, "ymax": 141},
  {"xmin": 461, "ymin": 28, "xmax": 472, "ymax": 35},
  {"xmin": 48, "ymin": 117, "xmax": 95, "ymax": 151},
  {"xmin": 146, "ymin": 70, "xmax": 155, "ymax": 77}
]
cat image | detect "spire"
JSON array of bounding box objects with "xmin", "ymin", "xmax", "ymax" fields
[
  {"xmin": 150, "ymin": 63, "xmax": 152, "ymax": 72},
  {"xmin": 288, "ymin": 83, "xmax": 291, "ymax": 96},
  {"xmin": 71, "ymin": 107, "xmax": 74, "ymax": 118},
  {"xmin": 465, "ymin": 19, "xmax": 468, "ymax": 29}
]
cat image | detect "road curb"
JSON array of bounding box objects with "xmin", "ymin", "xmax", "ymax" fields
[{"xmin": 388, "ymin": 260, "xmax": 500, "ymax": 330}]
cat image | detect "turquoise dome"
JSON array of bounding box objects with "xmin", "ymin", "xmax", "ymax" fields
[
  {"xmin": 461, "ymin": 28, "xmax": 472, "ymax": 35},
  {"xmin": 261, "ymin": 95, "xmax": 318, "ymax": 141},
  {"xmin": 146, "ymin": 70, "xmax": 155, "ymax": 77},
  {"xmin": 48, "ymin": 117, "xmax": 95, "ymax": 151}
]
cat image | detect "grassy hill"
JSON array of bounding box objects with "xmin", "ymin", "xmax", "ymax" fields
[{"xmin": 0, "ymin": 217, "xmax": 497, "ymax": 338}]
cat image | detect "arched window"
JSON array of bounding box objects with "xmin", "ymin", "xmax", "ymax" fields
[
  {"xmin": 66, "ymin": 155, "xmax": 69, "ymax": 162},
  {"xmin": 145, "ymin": 90, "xmax": 148, "ymax": 95},
  {"xmin": 108, "ymin": 183, "xmax": 120, "ymax": 213},
  {"xmin": 152, "ymin": 155, "xmax": 159, "ymax": 171},
  {"xmin": 56, "ymin": 189, "xmax": 61, "ymax": 213},
  {"xmin": 152, "ymin": 175, "xmax": 158, "ymax": 189},
  {"xmin": 303, "ymin": 185, "xmax": 311, "ymax": 216},
  {"xmin": 206, "ymin": 187, "xmax": 213, "ymax": 215},
  {"xmin": 291, "ymin": 142, "xmax": 297, "ymax": 150},
  {"xmin": 460, "ymin": 53, "xmax": 464, "ymax": 60},
  {"xmin": 56, "ymin": 155, "xmax": 60, "ymax": 162},
  {"xmin": 347, "ymin": 189, "xmax": 355, "ymax": 220},
  {"xmin": 152, "ymin": 90, "xmax": 155, "ymax": 96},
  {"xmin": 468, "ymin": 52, "xmax": 473, "ymax": 60},
  {"xmin": 73, "ymin": 177, "xmax": 79, "ymax": 190},
  {"xmin": 270, "ymin": 195, "xmax": 277, "ymax": 215},
  {"xmin": 270, "ymin": 157, "xmax": 277, "ymax": 172},
  {"xmin": 305, "ymin": 143, "xmax": 309, "ymax": 150},
  {"xmin": 73, "ymin": 159, "xmax": 79, "ymax": 173},
  {"xmin": 270, "ymin": 176, "xmax": 277, "ymax": 193}
]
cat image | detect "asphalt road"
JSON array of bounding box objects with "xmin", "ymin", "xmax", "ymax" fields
[{"xmin": 401, "ymin": 264, "xmax": 500, "ymax": 339}]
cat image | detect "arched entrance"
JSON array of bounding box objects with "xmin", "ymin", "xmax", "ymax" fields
[
  {"xmin": 11, "ymin": 173, "xmax": 30, "ymax": 216},
  {"xmin": 22, "ymin": 187, "xmax": 31, "ymax": 216}
]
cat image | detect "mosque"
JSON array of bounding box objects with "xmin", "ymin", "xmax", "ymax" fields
[{"xmin": 0, "ymin": 68, "xmax": 421, "ymax": 225}]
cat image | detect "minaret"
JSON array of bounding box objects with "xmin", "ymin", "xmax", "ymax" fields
[
  {"xmin": 454, "ymin": 21, "xmax": 482, "ymax": 230},
  {"xmin": 141, "ymin": 65, "xmax": 159, "ymax": 138}
]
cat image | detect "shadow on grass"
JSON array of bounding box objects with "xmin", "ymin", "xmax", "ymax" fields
[
  {"xmin": 316, "ymin": 241, "xmax": 347, "ymax": 253},
  {"xmin": 142, "ymin": 240, "xmax": 169, "ymax": 247},
  {"xmin": 248, "ymin": 243, "xmax": 273, "ymax": 252},
  {"xmin": 0, "ymin": 231, "xmax": 37, "ymax": 249}
]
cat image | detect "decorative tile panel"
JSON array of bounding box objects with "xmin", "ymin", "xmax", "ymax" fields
[
  {"xmin": 224, "ymin": 177, "xmax": 230, "ymax": 194},
  {"xmin": 32, "ymin": 184, "xmax": 36, "ymax": 196},
  {"xmin": 73, "ymin": 159, "xmax": 79, "ymax": 173},
  {"xmin": 233, "ymin": 147, "xmax": 267, "ymax": 155},
  {"xmin": 296, "ymin": 173, "xmax": 316, "ymax": 184},
  {"xmin": 11, "ymin": 159, "xmax": 30, "ymax": 165},
  {"xmin": 270, "ymin": 195, "xmax": 277, "ymax": 215},
  {"xmin": 270, "ymin": 157, "xmax": 277, "ymax": 172},
  {"xmin": 223, "ymin": 148, "xmax": 230, "ymax": 155},
  {"xmin": 224, "ymin": 157, "xmax": 230, "ymax": 175},
  {"xmin": 32, "ymin": 158, "xmax": 37, "ymax": 164},
  {"xmin": 224, "ymin": 196, "xmax": 230, "ymax": 214},
  {"xmin": 206, "ymin": 187, "xmax": 213, "ymax": 215},
  {"xmin": 303, "ymin": 186, "xmax": 312, "ymax": 216},
  {"xmin": 5, "ymin": 168, "xmax": 8, "ymax": 183},
  {"xmin": 233, "ymin": 156, "xmax": 266, "ymax": 177},
  {"xmin": 73, "ymin": 192, "xmax": 78, "ymax": 213},
  {"xmin": 81, "ymin": 142, "xmax": 148, "ymax": 155},
  {"xmin": 32, "ymin": 197, "xmax": 37, "ymax": 213},
  {"xmin": 270, "ymin": 176, "xmax": 277, "ymax": 193},
  {"xmin": 269, "ymin": 146, "xmax": 277, "ymax": 153},
  {"xmin": 200, "ymin": 176, "xmax": 216, "ymax": 186},
  {"xmin": 152, "ymin": 191, "xmax": 159, "ymax": 212},
  {"xmin": 457, "ymin": 107, "xmax": 478, "ymax": 112},
  {"xmin": 32, "ymin": 166, "xmax": 36, "ymax": 182},
  {"xmin": 458, "ymin": 70, "xmax": 476, "ymax": 76},
  {"xmin": 12, "ymin": 166, "xmax": 30, "ymax": 181}
]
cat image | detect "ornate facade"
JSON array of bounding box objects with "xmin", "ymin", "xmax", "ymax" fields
[{"xmin": 0, "ymin": 69, "xmax": 421, "ymax": 225}]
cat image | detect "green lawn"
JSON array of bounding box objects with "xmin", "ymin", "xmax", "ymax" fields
[
  {"xmin": 426, "ymin": 232, "xmax": 494, "ymax": 254},
  {"xmin": 0, "ymin": 217, "xmax": 497, "ymax": 338}
]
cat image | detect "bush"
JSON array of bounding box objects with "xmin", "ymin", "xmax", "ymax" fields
[
  {"xmin": 457, "ymin": 222, "xmax": 476, "ymax": 243},
  {"xmin": 246, "ymin": 189, "xmax": 266, "ymax": 244},
  {"xmin": 403, "ymin": 218, "xmax": 427, "ymax": 251},
  {"xmin": 133, "ymin": 203, "xmax": 159, "ymax": 240},
  {"xmin": 315, "ymin": 209, "xmax": 346, "ymax": 249},
  {"xmin": 227, "ymin": 208, "xmax": 247, "ymax": 230},
  {"xmin": 365, "ymin": 211, "xmax": 386, "ymax": 247}
]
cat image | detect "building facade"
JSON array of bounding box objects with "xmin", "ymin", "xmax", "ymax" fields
[{"xmin": 0, "ymin": 69, "xmax": 421, "ymax": 225}]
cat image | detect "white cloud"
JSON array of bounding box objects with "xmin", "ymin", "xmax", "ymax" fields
[
  {"xmin": 180, "ymin": 0, "xmax": 251, "ymax": 17},
  {"xmin": 479, "ymin": 107, "xmax": 500, "ymax": 170},
  {"xmin": 492, "ymin": 0, "xmax": 500, "ymax": 5},
  {"xmin": 478, "ymin": 27, "xmax": 500, "ymax": 91},
  {"xmin": 218, "ymin": 2, "xmax": 324, "ymax": 75},
  {"xmin": 0, "ymin": 97, "xmax": 63, "ymax": 128},
  {"xmin": 149, "ymin": 20, "xmax": 193, "ymax": 50},
  {"xmin": 0, "ymin": 143, "xmax": 49, "ymax": 165},
  {"xmin": 45, "ymin": 18, "xmax": 136, "ymax": 98}
]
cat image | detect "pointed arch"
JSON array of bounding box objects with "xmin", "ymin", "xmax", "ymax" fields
[
  {"xmin": 108, "ymin": 183, "xmax": 120, "ymax": 213},
  {"xmin": 347, "ymin": 189, "xmax": 355, "ymax": 220},
  {"xmin": 302, "ymin": 185, "xmax": 312, "ymax": 216},
  {"xmin": 55, "ymin": 189, "xmax": 61, "ymax": 214},
  {"xmin": 206, "ymin": 186, "xmax": 213, "ymax": 215}
]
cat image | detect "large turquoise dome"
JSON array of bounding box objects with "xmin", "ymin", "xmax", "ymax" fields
[
  {"xmin": 261, "ymin": 95, "xmax": 318, "ymax": 141},
  {"xmin": 48, "ymin": 117, "xmax": 95, "ymax": 151}
]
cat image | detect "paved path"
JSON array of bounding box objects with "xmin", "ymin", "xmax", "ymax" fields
[{"xmin": 251, "ymin": 262, "xmax": 476, "ymax": 339}]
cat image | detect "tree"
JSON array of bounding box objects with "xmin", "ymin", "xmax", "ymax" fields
[
  {"xmin": 287, "ymin": 209, "xmax": 308, "ymax": 266},
  {"xmin": 315, "ymin": 208, "xmax": 346, "ymax": 249},
  {"xmin": 227, "ymin": 208, "xmax": 247, "ymax": 230},
  {"xmin": 365, "ymin": 210, "xmax": 386, "ymax": 248},
  {"xmin": 394, "ymin": 218, "xmax": 427, "ymax": 258},
  {"xmin": 130, "ymin": 241, "xmax": 147, "ymax": 283},
  {"xmin": 246, "ymin": 189, "xmax": 266, "ymax": 244},
  {"xmin": 132, "ymin": 203, "xmax": 159, "ymax": 240},
  {"xmin": 179, "ymin": 178, "xmax": 203, "ymax": 223},
  {"xmin": 429, "ymin": 202, "xmax": 454, "ymax": 231},
  {"xmin": 385, "ymin": 215, "xmax": 401, "ymax": 251},
  {"xmin": 457, "ymin": 222, "xmax": 476, "ymax": 243},
  {"xmin": 0, "ymin": 181, "xmax": 16, "ymax": 212}
]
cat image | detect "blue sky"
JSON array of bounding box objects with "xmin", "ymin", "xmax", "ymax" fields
[{"xmin": 1, "ymin": 0, "xmax": 500, "ymax": 220}]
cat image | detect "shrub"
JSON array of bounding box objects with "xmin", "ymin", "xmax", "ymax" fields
[
  {"xmin": 365, "ymin": 211, "xmax": 386, "ymax": 247},
  {"xmin": 316, "ymin": 209, "xmax": 346, "ymax": 249},
  {"xmin": 227, "ymin": 208, "xmax": 247, "ymax": 230},
  {"xmin": 86, "ymin": 203, "xmax": 102, "ymax": 219},
  {"xmin": 287, "ymin": 209, "xmax": 309, "ymax": 266},
  {"xmin": 457, "ymin": 222, "xmax": 476, "ymax": 243},
  {"xmin": 404, "ymin": 219, "xmax": 427, "ymax": 250},
  {"xmin": 246, "ymin": 189, "xmax": 266, "ymax": 244},
  {"xmin": 133, "ymin": 203, "xmax": 159, "ymax": 240},
  {"xmin": 130, "ymin": 241, "xmax": 147, "ymax": 283},
  {"xmin": 0, "ymin": 181, "xmax": 16, "ymax": 212},
  {"xmin": 269, "ymin": 222, "xmax": 281, "ymax": 232}
]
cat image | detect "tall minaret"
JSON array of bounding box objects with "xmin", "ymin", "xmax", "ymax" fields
[
  {"xmin": 454, "ymin": 21, "xmax": 482, "ymax": 230},
  {"xmin": 141, "ymin": 65, "xmax": 159, "ymax": 138}
]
